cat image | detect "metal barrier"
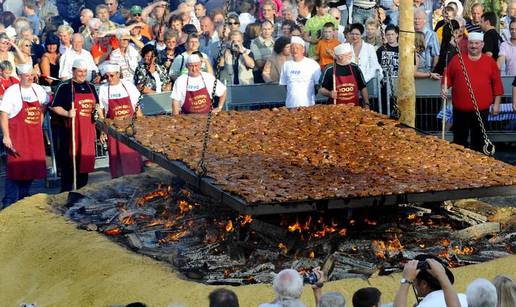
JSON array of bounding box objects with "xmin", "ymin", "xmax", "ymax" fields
[{"xmin": 405, "ymin": 77, "xmax": 516, "ymax": 142}]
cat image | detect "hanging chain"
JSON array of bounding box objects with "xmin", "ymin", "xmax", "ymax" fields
[
  {"xmin": 446, "ymin": 21, "xmax": 495, "ymax": 156},
  {"xmin": 125, "ymin": 95, "xmax": 144, "ymax": 136},
  {"xmin": 196, "ymin": 0, "xmax": 230, "ymax": 177},
  {"xmin": 375, "ymin": 1, "xmax": 400, "ymax": 119}
]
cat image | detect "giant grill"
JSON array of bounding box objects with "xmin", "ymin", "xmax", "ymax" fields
[{"xmin": 97, "ymin": 105, "xmax": 516, "ymax": 215}]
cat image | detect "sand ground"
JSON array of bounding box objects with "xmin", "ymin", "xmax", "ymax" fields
[{"xmin": 0, "ymin": 183, "xmax": 515, "ymax": 306}]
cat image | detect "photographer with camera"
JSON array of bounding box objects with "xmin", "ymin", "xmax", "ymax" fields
[
  {"xmin": 393, "ymin": 254, "xmax": 467, "ymax": 307},
  {"xmin": 219, "ymin": 30, "xmax": 256, "ymax": 85}
]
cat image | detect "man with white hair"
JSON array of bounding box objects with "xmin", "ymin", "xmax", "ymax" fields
[
  {"xmin": 0, "ymin": 64, "xmax": 49, "ymax": 208},
  {"xmin": 319, "ymin": 292, "xmax": 346, "ymax": 307},
  {"xmin": 279, "ymin": 36, "xmax": 321, "ymax": 108},
  {"xmin": 259, "ymin": 269, "xmax": 305, "ymax": 307},
  {"xmin": 171, "ymin": 54, "xmax": 227, "ymax": 115},
  {"xmin": 466, "ymin": 279, "xmax": 498, "ymax": 307},
  {"xmin": 98, "ymin": 62, "xmax": 143, "ymax": 178},
  {"xmin": 59, "ymin": 33, "xmax": 99, "ymax": 82},
  {"xmin": 414, "ymin": 8, "xmax": 439, "ymax": 72},
  {"xmin": 441, "ymin": 32, "xmax": 504, "ymax": 152},
  {"xmin": 51, "ymin": 59, "xmax": 99, "ymax": 192},
  {"xmin": 319, "ymin": 43, "xmax": 369, "ymax": 107}
]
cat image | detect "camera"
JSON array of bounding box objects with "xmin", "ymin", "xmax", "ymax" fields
[
  {"xmin": 303, "ymin": 271, "xmax": 318, "ymax": 285},
  {"xmin": 417, "ymin": 261, "xmax": 429, "ymax": 270},
  {"xmin": 231, "ymin": 41, "xmax": 240, "ymax": 52}
]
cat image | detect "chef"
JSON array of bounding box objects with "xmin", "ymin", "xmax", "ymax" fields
[
  {"xmin": 0, "ymin": 64, "xmax": 49, "ymax": 207},
  {"xmin": 51, "ymin": 58, "xmax": 98, "ymax": 192},
  {"xmin": 319, "ymin": 43, "xmax": 369, "ymax": 107},
  {"xmin": 170, "ymin": 54, "xmax": 227, "ymax": 115},
  {"xmin": 98, "ymin": 62, "xmax": 143, "ymax": 178}
]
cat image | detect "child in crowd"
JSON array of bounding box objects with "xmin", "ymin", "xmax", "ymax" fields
[{"xmin": 315, "ymin": 22, "xmax": 340, "ymax": 69}]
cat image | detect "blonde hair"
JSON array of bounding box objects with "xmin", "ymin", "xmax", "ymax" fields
[
  {"xmin": 415, "ymin": 31, "xmax": 425, "ymax": 53},
  {"xmin": 16, "ymin": 38, "xmax": 32, "ymax": 50},
  {"xmin": 57, "ymin": 24, "xmax": 74, "ymax": 35},
  {"xmin": 493, "ymin": 275, "xmax": 516, "ymax": 307}
]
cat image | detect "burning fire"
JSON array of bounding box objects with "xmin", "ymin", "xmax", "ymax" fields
[
  {"xmin": 238, "ymin": 215, "xmax": 253, "ymax": 226},
  {"xmin": 121, "ymin": 214, "xmax": 136, "ymax": 225},
  {"xmin": 225, "ymin": 220, "xmax": 234, "ymax": 233},
  {"xmin": 159, "ymin": 230, "xmax": 189, "ymax": 243},
  {"xmin": 278, "ymin": 242, "xmax": 288, "ymax": 255},
  {"xmin": 372, "ymin": 237, "xmax": 404, "ymax": 259},
  {"xmin": 136, "ymin": 185, "xmax": 172, "ymax": 206},
  {"xmin": 104, "ymin": 227, "xmax": 122, "ymax": 236},
  {"xmin": 309, "ymin": 250, "xmax": 315, "ymax": 258},
  {"xmin": 407, "ymin": 213, "xmax": 417, "ymax": 220},
  {"xmin": 285, "ymin": 216, "xmax": 346, "ymax": 239},
  {"xmin": 177, "ymin": 200, "xmax": 193, "ymax": 215}
]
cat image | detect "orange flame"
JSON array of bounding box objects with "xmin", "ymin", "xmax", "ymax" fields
[
  {"xmin": 225, "ymin": 220, "xmax": 234, "ymax": 233},
  {"xmin": 177, "ymin": 200, "xmax": 193, "ymax": 215},
  {"xmin": 104, "ymin": 228, "xmax": 122, "ymax": 236},
  {"xmin": 372, "ymin": 237, "xmax": 404, "ymax": 259},
  {"xmin": 122, "ymin": 214, "xmax": 136, "ymax": 225},
  {"xmin": 159, "ymin": 230, "xmax": 189, "ymax": 243},
  {"xmin": 309, "ymin": 250, "xmax": 315, "ymax": 258},
  {"xmin": 288, "ymin": 218, "xmax": 303, "ymax": 233},
  {"xmin": 238, "ymin": 215, "xmax": 253, "ymax": 226},
  {"xmin": 278, "ymin": 242, "xmax": 288, "ymax": 255},
  {"xmin": 407, "ymin": 213, "xmax": 417, "ymax": 220},
  {"xmin": 137, "ymin": 185, "xmax": 172, "ymax": 206}
]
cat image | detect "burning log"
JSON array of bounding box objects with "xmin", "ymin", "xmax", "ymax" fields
[
  {"xmin": 444, "ymin": 202, "xmax": 488, "ymax": 226},
  {"xmin": 453, "ymin": 222, "xmax": 501, "ymax": 240}
]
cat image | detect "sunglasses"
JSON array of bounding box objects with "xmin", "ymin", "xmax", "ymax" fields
[
  {"xmin": 228, "ymin": 21, "xmax": 239, "ymax": 25},
  {"xmin": 24, "ymin": 44, "xmax": 31, "ymax": 47},
  {"xmin": 133, "ymin": 13, "xmax": 141, "ymax": 16}
]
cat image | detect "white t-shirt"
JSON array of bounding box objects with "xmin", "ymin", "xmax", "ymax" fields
[
  {"xmin": 417, "ymin": 290, "xmax": 468, "ymax": 307},
  {"xmin": 170, "ymin": 72, "xmax": 226, "ymax": 107},
  {"xmin": 98, "ymin": 80, "xmax": 141, "ymax": 112},
  {"xmin": 279, "ymin": 57, "xmax": 321, "ymax": 108},
  {"xmin": 0, "ymin": 84, "xmax": 49, "ymax": 118},
  {"xmin": 108, "ymin": 46, "xmax": 141, "ymax": 82},
  {"xmin": 59, "ymin": 48, "xmax": 98, "ymax": 81}
]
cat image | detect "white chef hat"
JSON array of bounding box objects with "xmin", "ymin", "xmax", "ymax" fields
[
  {"xmin": 334, "ymin": 43, "xmax": 352, "ymax": 55},
  {"xmin": 72, "ymin": 58, "xmax": 89, "ymax": 70},
  {"xmin": 102, "ymin": 62, "xmax": 121, "ymax": 74},
  {"xmin": 16, "ymin": 64, "xmax": 33, "ymax": 74},
  {"xmin": 290, "ymin": 35, "xmax": 305, "ymax": 46},
  {"xmin": 468, "ymin": 32, "xmax": 484, "ymax": 42},
  {"xmin": 186, "ymin": 54, "xmax": 201, "ymax": 64}
]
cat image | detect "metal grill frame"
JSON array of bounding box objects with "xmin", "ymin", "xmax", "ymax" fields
[{"xmin": 97, "ymin": 120, "xmax": 516, "ymax": 216}]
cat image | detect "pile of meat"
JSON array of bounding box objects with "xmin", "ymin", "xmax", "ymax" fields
[{"xmin": 131, "ymin": 105, "xmax": 516, "ymax": 204}]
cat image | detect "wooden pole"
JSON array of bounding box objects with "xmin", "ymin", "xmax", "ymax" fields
[
  {"xmin": 397, "ymin": 0, "xmax": 416, "ymax": 127},
  {"xmin": 71, "ymin": 105, "xmax": 77, "ymax": 191}
]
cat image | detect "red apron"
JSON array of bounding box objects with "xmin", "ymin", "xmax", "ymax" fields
[
  {"xmin": 106, "ymin": 84, "xmax": 142, "ymax": 178},
  {"xmin": 6, "ymin": 87, "xmax": 46, "ymax": 180},
  {"xmin": 70, "ymin": 83, "xmax": 96, "ymax": 173},
  {"xmin": 181, "ymin": 75, "xmax": 212, "ymax": 114},
  {"xmin": 332, "ymin": 65, "xmax": 360, "ymax": 106}
]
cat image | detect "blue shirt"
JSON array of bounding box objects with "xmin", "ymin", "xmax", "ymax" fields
[
  {"xmin": 421, "ymin": 27, "xmax": 440, "ymax": 72},
  {"xmin": 109, "ymin": 11, "xmax": 126, "ymax": 25}
]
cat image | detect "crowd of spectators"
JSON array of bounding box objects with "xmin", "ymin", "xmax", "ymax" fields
[{"xmin": 1, "ymin": 0, "xmax": 515, "ymax": 105}]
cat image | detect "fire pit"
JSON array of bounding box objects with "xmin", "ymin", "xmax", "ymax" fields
[{"xmin": 63, "ymin": 169, "xmax": 516, "ymax": 285}]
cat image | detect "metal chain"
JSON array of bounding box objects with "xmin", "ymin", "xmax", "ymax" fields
[
  {"xmin": 445, "ymin": 21, "xmax": 495, "ymax": 156},
  {"xmin": 375, "ymin": 2, "xmax": 400, "ymax": 119},
  {"xmin": 125, "ymin": 95, "xmax": 144, "ymax": 136},
  {"xmin": 196, "ymin": 0, "xmax": 230, "ymax": 177}
]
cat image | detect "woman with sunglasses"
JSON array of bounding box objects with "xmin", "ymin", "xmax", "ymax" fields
[
  {"xmin": 0, "ymin": 33, "xmax": 20, "ymax": 77},
  {"xmin": 16, "ymin": 38, "xmax": 39, "ymax": 77}
]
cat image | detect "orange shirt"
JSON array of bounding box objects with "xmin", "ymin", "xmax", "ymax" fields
[
  {"xmin": 315, "ymin": 38, "xmax": 340, "ymax": 69},
  {"xmin": 91, "ymin": 36, "xmax": 120, "ymax": 62}
]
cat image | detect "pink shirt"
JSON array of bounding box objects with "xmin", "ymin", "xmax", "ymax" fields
[
  {"xmin": 499, "ymin": 41, "xmax": 516, "ymax": 76},
  {"xmin": 258, "ymin": 0, "xmax": 283, "ymax": 20}
]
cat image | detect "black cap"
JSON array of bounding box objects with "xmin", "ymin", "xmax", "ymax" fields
[{"xmin": 414, "ymin": 254, "xmax": 455, "ymax": 289}]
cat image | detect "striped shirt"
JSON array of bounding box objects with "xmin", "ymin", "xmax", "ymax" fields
[{"xmin": 465, "ymin": 20, "xmax": 482, "ymax": 33}]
